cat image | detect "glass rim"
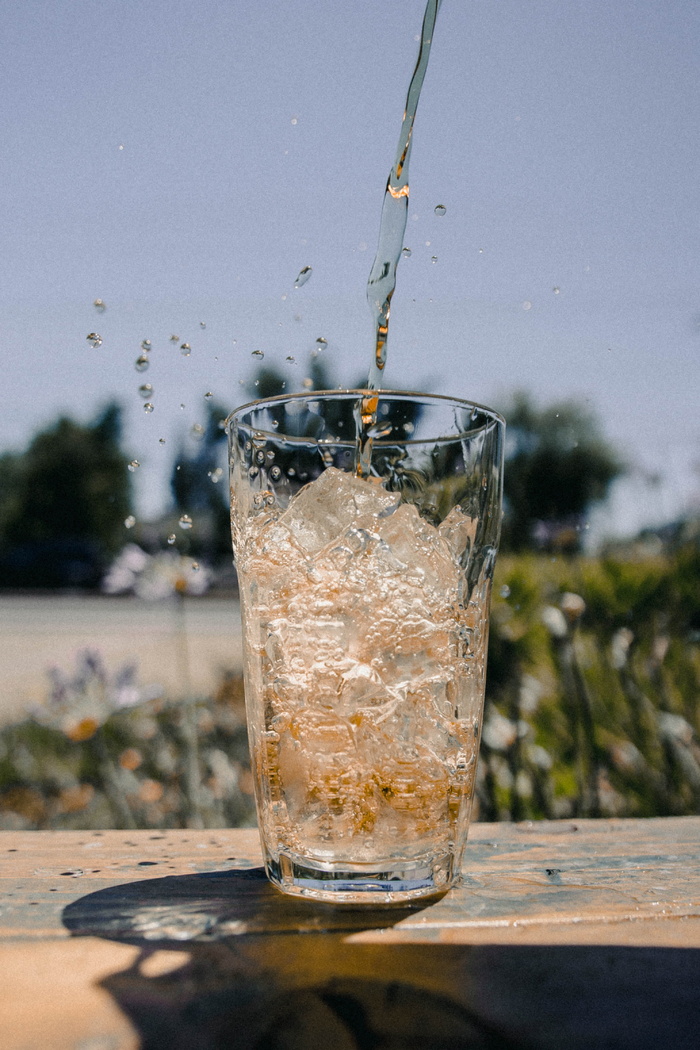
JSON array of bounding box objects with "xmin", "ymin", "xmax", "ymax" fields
[{"xmin": 226, "ymin": 389, "xmax": 505, "ymax": 440}]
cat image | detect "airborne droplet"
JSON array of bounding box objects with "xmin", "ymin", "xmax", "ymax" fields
[
  {"xmin": 167, "ymin": 534, "xmax": 176, "ymax": 545},
  {"xmin": 315, "ymin": 336, "xmax": 328, "ymax": 349},
  {"xmin": 401, "ymin": 247, "xmax": 412, "ymax": 258},
  {"xmin": 138, "ymin": 384, "xmax": 153, "ymax": 399},
  {"xmin": 180, "ymin": 343, "xmax": 191, "ymax": 356},
  {"xmin": 294, "ymin": 266, "xmax": 312, "ymax": 288},
  {"xmin": 93, "ymin": 298, "xmax": 106, "ymax": 312},
  {"xmin": 204, "ymin": 391, "xmax": 213, "ymax": 401},
  {"xmin": 209, "ymin": 467, "xmax": 223, "ymax": 484},
  {"xmin": 141, "ymin": 339, "xmax": 152, "ymax": 351},
  {"xmin": 431, "ymin": 256, "xmax": 438, "ymax": 264},
  {"xmin": 553, "ymin": 286, "xmax": 561, "ymax": 294},
  {"xmin": 86, "ymin": 333, "xmax": 102, "ymax": 348},
  {"xmin": 285, "ymin": 355, "xmax": 296, "ymax": 363},
  {"xmin": 135, "ymin": 355, "xmax": 149, "ymax": 373},
  {"xmin": 128, "ymin": 460, "xmax": 140, "ymax": 472},
  {"xmin": 179, "ymin": 514, "xmax": 193, "ymax": 530},
  {"xmin": 251, "ymin": 350, "xmax": 264, "ymax": 358},
  {"xmin": 190, "ymin": 423, "xmax": 205, "ymax": 440},
  {"xmin": 200, "ymin": 321, "xmax": 206, "ymax": 329},
  {"xmin": 434, "ymin": 204, "xmax": 446, "ymax": 217},
  {"xmin": 124, "ymin": 516, "xmax": 136, "ymax": 529},
  {"xmin": 143, "ymin": 402, "xmax": 154, "ymax": 413},
  {"xmin": 170, "ymin": 334, "xmax": 180, "ymax": 343}
]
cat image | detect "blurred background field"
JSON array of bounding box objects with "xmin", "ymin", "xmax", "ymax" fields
[{"xmin": 0, "ymin": 368, "xmax": 698, "ymax": 831}]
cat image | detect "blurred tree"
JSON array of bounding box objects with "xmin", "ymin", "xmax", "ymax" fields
[
  {"xmin": 499, "ymin": 392, "xmax": 624, "ymax": 553},
  {"xmin": 170, "ymin": 401, "xmax": 230, "ymax": 558},
  {"xmin": 0, "ymin": 403, "xmax": 132, "ymax": 588}
]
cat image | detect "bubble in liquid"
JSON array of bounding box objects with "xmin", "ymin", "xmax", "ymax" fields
[
  {"xmin": 124, "ymin": 515, "xmax": 136, "ymax": 529},
  {"xmin": 434, "ymin": 204, "xmax": 447, "ymax": 217},
  {"xmin": 251, "ymin": 349, "xmax": 264, "ymax": 358},
  {"xmin": 294, "ymin": 266, "xmax": 312, "ymax": 288},
  {"xmin": 93, "ymin": 298, "xmax": 106, "ymax": 312},
  {"xmin": 178, "ymin": 514, "xmax": 193, "ymax": 530},
  {"xmin": 315, "ymin": 336, "xmax": 328, "ymax": 349},
  {"xmin": 180, "ymin": 343, "xmax": 191, "ymax": 356},
  {"xmin": 138, "ymin": 384, "xmax": 153, "ymax": 399},
  {"xmin": 204, "ymin": 391, "xmax": 213, "ymax": 401},
  {"xmin": 190, "ymin": 423, "xmax": 205, "ymax": 440},
  {"xmin": 143, "ymin": 402, "xmax": 154, "ymax": 413},
  {"xmin": 167, "ymin": 534, "xmax": 176, "ymax": 545},
  {"xmin": 135, "ymin": 355, "xmax": 149, "ymax": 372},
  {"xmin": 141, "ymin": 339, "xmax": 152, "ymax": 351},
  {"xmin": 128, "ymin": 460, "xmax": 140, "ymax": 472},
  {"xmin": 401, "ymin": 247, "xmax": 412, "ymax": 258},
  {"xmin": 86, "ymin": 333, "xmax": 102, "ymax": 348}
]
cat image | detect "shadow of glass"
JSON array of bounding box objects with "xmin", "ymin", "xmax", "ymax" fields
[{"xmin": 62, "ymin": 868, "xmax": 700, "ymax": 1050}]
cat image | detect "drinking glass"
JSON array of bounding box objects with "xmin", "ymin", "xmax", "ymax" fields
[{"xmin": 228, "ymin": 390, "xmax": 504, "ymax": 902}]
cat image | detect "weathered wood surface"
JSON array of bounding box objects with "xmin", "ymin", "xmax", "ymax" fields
[{"xmin": 1, "ymin": 818, "xmax": 699, "ymax": 1048}]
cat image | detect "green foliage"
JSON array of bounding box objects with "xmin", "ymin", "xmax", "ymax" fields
[
  {"xmin": 169, "ymin": 401, "xmax": 230, "ymax": 558},
  {"xmin": 0, "ymin": 403, "xmax": 133, "ymax": 587},
  {"xmin": 499, "ymin": 391, "xmax": 624, "ymax": 552}
]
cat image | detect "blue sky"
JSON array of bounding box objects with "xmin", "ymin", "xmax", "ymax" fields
[{"xmin": 2, "ymin": 0, "xmax": 699, "ymax": 536}]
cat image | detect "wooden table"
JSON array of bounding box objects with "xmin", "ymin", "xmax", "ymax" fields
[{"xmin": 1, "ymin": 817, "xmax": 699, "ymax": 1049}]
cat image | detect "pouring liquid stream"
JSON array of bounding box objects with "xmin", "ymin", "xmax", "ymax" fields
[{"xmin": 355, "ymin": 0, "xmax": 442, "ymax": 477}]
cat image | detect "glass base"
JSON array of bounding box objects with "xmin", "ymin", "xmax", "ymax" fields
[{"xmin": 265, "ymin": 849, "xmax": 456, "ymax": 904}]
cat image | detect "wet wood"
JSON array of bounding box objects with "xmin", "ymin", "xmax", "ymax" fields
[{"xmin": 1, "ymin": 818, "xmax": 699, "ymax": 1048}]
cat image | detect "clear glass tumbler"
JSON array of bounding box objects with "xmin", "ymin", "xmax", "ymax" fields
[{"xmin": 228, "ymin": 390, "xmax": 504, "ymax": 902}]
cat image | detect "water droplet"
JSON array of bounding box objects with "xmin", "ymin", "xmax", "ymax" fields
[
  {"xmin": 141, "ymin": 339, "xmax": 152, "ymax": 351},
  {"xmin": 167, "ymin": 534, "xmax": 176, "ymax": 545},
  {"xmin": 290, "ymin": 115, "xmax": 298, "ymax": 125},
  {"xmin": 86, "ymin": 333, "xmax": 102, "ymax": 348},
  {"xmin": 192, "ymin": 561, "xmax": 200, "ymax": 571},
  {"xmin": 124, "ymin": 515, "xmax": 136, "ymax": 529},
  {"xmin": 158, "ymin": 437, "xmax": 166, "ymax": 445},
  {"xmin": 401, "ymin": 247, "xmax": 412, "ymax": 258},
  {"xmin": 190, "ymin": 423, "xmax": 205, "ymax": 440},
  {"xmin": 178, "ymin": 515, "xmax": 193, "ymax": 530},
  {"xmin": 180, "ymin": 343, "xmax": 191, "ymax": 356},
  {"xmin": 93, "ymin": 298, "xmax": 106, "ymax": 312},
  {"xmin": 138, "ymin": 384, "xmax": 153, "ymax": 399},
  {"xmin": 270, "ymin": 465, "xmax": 282, "ymax": 481},
  {"xmin": 431, "ymin": 255, "xmax": 438, "ymax": 264},
  {"xmin": 294, "ymin": 266, "xmax": 312, "ymax": 288},
  {"xmin": 144, "ymin": 402, "xmax": 154, "ymax": 413},
  {"xmin": 128, "ymin": 460, "xmax": 140, "ymax": 472},
  {"xmin": 522, "ymin": 301, "xmax": 532, "ymax": 311},
  {"xmin": 200, "ymin": 321, "xmax": 206, "ymax": 329},
  {"xmin": 209, "ymin": 467, "xmax": 223, "ymax": 484},
  {"xmin": 251, "ymin": 349, "xmax": 264, "ymax": 358},
  {"xmin": 170, "ymin": 334, "xmax": 180, "ymax": 343},
  {"xmin": 285, "ymin": 355, "xmax": 296, "ymax": 363},
  {"xmin": 302, "ymin": 377, "xmax": 313, "ymax": 389},
  {"xmin": 500, "ymin": 585, "xmax": 511, "ymax": 598},
  {"xmin": 553, "ymin": 286, "xmax": 560, "ymax": 294},
  {"xmin": 434, "ymin": 204, "xmax": 446, "ymax": 217},
  {"xmin": 315, "ymin": 336, "xmax": 328, "ymax": 349},
  {"xmin": 204, "ymin": 391, "xmax": 213, "ymax": 401},
  {"xmin": 118, "ymin": 144, "xmax": 124, "ymax": 150},
  {"xmin": 180, "ymin": 403, "xmax": 186, "ymax": 410},
  {"xmin": 135, "ymin": 355, "xmax": 149, "ymax": 372}
]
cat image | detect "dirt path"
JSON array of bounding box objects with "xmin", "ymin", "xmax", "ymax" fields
[{"xmin": 0, "ymin": 595, "xmax": 243, "ymax": 725}]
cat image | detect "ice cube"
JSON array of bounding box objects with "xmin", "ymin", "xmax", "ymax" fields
[
  {"xmin": 278, "ymin": 466, "xmax": 400, "ymax": 555},
  {"xmin": 438, "ymin": 504, "xmax": 478, "ymax": 564}
]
